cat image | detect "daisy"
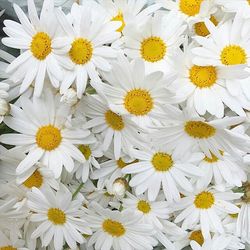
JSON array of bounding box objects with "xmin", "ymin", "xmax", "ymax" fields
[
  {"xmin": 189, "ymin": 11, "xmax": 222, "ymax": 37},
  {"xmin": 2, "ymin": 0, "xmax": 68, "ymax": 96},
  {"xmin": 153, "ymin": 106, "xmax": 250, "ymax": 158},
  {"xmin": 0, "ymin": 89, "xmax": 92, "ymax": 178},
  {"xmin": 190, "ymin": 234, "xmax": 244, "ymax": 250},
  {"xmin": 55, "ymin": 4, "xmax": 121, "ymax": 98},
  {"xmin": 172, "ymin": 43, "xmax": 250, "ymax": 117},
  {"xmin": 98, "ymin": 0, "xmax": 161, "ymax": 33},
  {"xmin": 0, "ymin": 230, "xmax": 28, "ymax": 250},
  {"xmin": 156, "ymin": 0, "xmax": 217, "ymax": 23},
  {"xmin": 173, "ymin": 188, "xmax": 242, "ymax": 238},
  {"xmin": 195, "ymin": 151, "xmax": 247, "ymax": 190},
  {"xmin": 74, "ymin": 141, "xmax": 103, "ymax": 183},
  {"xmin": 91, "ymin": 150, "xmax": 137, "ymax": 192},
  {"xmin": 86, "ymin": 202, "xmax": 157, "ymax": 250},
  {"xmin": 174, "ymin": 228, "xmax": 205, "ymax": 249},
  {"xmin": 93, "ymin": 55, "xmax": 177, "ymax": 125},
  {"xmin": 122, "ymin": 145, "xmax": 203, "ymax": 202},
  {"xmin": 216, "ymin": 0, "xmax": 250, "ymax": 18},
  {"xmin": 122, "ymin": 192, "xmax": 169, "ymax": 230},
  {"xmin": 79, "ymin": 94, "xmax": 145, "ymax": 159},
  {"xmin": 192, "ymin": 14, "xmax": 250, "ymax": 100},
  {"xmin": 0, "ymin": 151, "xmax": 59, "ymax": 194},
  {"xmin": 27, "ymin": 185, "xmax": 92, "ymax": 250},
  {"xmin": 123, "ymin": 12, "xmax": 186, "ymax": 73}
]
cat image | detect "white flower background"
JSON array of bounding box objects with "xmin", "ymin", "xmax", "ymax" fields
[{"xmin": 0, "ymin": 0, "xmax": 250, "ymax": 250}]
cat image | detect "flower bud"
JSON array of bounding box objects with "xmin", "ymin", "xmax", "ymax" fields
[
  {"xmin": 112, "ymin": 178, "xmax": 128, "ymax": 198},
  {"xmin": 60, "ymin": 88, "xmax": 78, "ymax": 106},
  {"xmin": 0, "ymin": 99, "xmax": 10, "ymax": 116}
]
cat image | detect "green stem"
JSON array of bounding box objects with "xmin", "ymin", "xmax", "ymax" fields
[{"xmin": 72, "ymin": 183, "xmax": 84, "ymax": 199}]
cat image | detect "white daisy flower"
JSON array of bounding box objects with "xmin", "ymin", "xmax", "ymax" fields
[
  {"xmin": 216, "ymin": 0, "xmax": 250, "ymax": 18},
  {"xmin": 173, "ymin": 188, "xmax": 242, "ymax": 238},
  {"xmin": 86, "ymin": 202, "xmax": 157, "ymax": 250},
  {"xmin": 0, "ymin": 230, "xmax": 28, "ymax": 250},
  {"xmin": 122, "ymin": 192, "xmax": 169, "ymax": 230},
  {"xmin": 189, "ymin": 11, "xmax": 222, "ymax": 37},
  {"xmin": 0, "ymin": 146, "xmax": 59, "ymax": 191},
  {"xmin": 93, "ymin": 55, "xmax": 177, "ymax": 126},
  {"xmin": 153, "ymin": 106, "xmax": 250, "ymax": 158},
  {"xmin": 174, "ymin": 228, "xmax": 205, "ymax": 249},
  {"xmin": 122, "ymin": 145, "xmax": 203, "ymax": 202},
  {"xmin": 18, "ymin": 164, "xmax": 59, "ymax": 191},
  {"xmin": 80, "ymin": 94, "xmax": 145, "ymax": 159},
  {"xmin": 123, "ymin": 13, "xmax": 186, "ymax": 73},
  {"xmin": 55, "ymin": 4, "xmax": 121, "ymax": 98},
  {"xmin": 190, "ymin": 233, "xmax": 244, "ymax": 250},
  {"xmin": 192, "ymin": 13, "xmax": 250, "ymax": 66},
  {"xmin": 192, "ymin": 14, "xmax": 250, "ymax": 101},
  {"xmin": 2, "ymin": 0, "xmax": 68, "ymax": 96},
  {"xmin": 98, "ymin": 0, "xmax": 161, "ymax": 33},
  {"xmin": 27, "ymin": 185, "xmax": 92, "ymax": 250},
  {"xmin": 195, "ymin": 151, "xmax": 247, "ymax": 190},
  {"xmin": 156, "ymin": 0, "xmax": 217, "ymax": 23},
  {"xmin": 0, "ymin": 153, "xmax": 59, "ymax": 195},
  {"xmin": 172, "ymin": 43, "xmax": 250, "ymax": 117},
  {"xmin": 0, "ymin": 89, "xmax": 92, "ymax": 178},
  {"xmin": 91, "ymin": 150, "xmax": 137, "ymax": 192},
  {"xmin": 74, "ymin": 141, "xmax": 103, "ymax": 183}
]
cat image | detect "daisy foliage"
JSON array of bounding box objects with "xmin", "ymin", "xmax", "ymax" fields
[{"xmin": 1, "ymin": 0, "xmax": 250, "ymax": 249}]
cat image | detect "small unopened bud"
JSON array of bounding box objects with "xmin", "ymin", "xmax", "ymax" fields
[
  {"xmin": 0, "ymin": 99, "xmax": 10, "ymax": 116},
  {"xmin": 112, "ymin": 178, "xmax": 128, "ymax": 197},
  {"xmin": 60, "ymin": 88, "xmax": 78, "ymax": 106}
]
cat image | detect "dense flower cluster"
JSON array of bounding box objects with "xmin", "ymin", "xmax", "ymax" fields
[{"xmin": 0, "ymin": 0, "xmax": 250, "ymax": 249}]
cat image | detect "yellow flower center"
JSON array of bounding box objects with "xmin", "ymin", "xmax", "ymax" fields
[
  {"xmin": 79, "ymin": 145, "xmax": 92, "ymax": 160},
  {"xmin": 204, "ymin": 151, "xmax": 223, "ymax": 163},
  {"xmin": 30, "ymin": 32, "xmax": 52, "ymax": 60},
  {"xmin": 184, "ymin": 121, "xmax": 216, "ymax": 139},
  {"xmin": 194, "ymin": 191, "xmax": 215, "ymax": 209},
  {"xmin": 140, "ymin": 36, "xmax": 167, "ymax": 62},
  {"xmin": 69, "ymin": 38, "xmax": 93, "ymax": 65},
  {"xmin": 102, "ymin": 219, "xmax": 126, "ymax": 237},
  {"xmin": 248, "ymin": 0, "xmax": 250, "ymax": 5},
  {"xmin": 194, "ymin": 15, "xmax": 218, "ymax": 36},
  {"xmin": 47, "ymin": 208, "xmax": 66, "ymax": 225},
  {"xmin": 137, "ymin": 200, "xmax": 151, "ymax": 214},
  {"xmin": 229, "ymin": 213, "xmax": 238, "ymax": 218},
  {"xmin": 111, "ymin": 11, "xmax": 125, "ymax": 32},
  {"xmin": 152, "ymin": 152, "xmax": 173, "ymax": 172},
  {"xmin": 105, "ymin": 110, "xmax": 125, "ymax": 131},
  {"xmin": 104, "ymin": 192, "xmax": 115, "ymax": 197},
  {"xmin": 220, "ymin": 45, "xmax": 247, "ymax": 65},
  {"xmin": 179, "ymin": 0, "xmax": 204, "ymax": 16},
  {"xmin": 189, "ymin": 230, "xmax": 204, "ymax": 246},
  {"xmin": 23, "ymin": 170, "xmax": 43, "ymax": 189},
  {"xmin": 116, "ymin": 158, "xmax": 138, "ymax": 169},
  {"xmin": 124, "ymin": 89, "xmax": 153, "ymax": 116},
  {"xmin": 0, "ymin": 247, "xmax": 17, "ymax": 250},
  {"xmin": 189, "ymin": 65, "xmax": 217, "ymax": 88},
  {"xmin": 36, "ymin": 125, "xmax": 62, "ymax": 151}
]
